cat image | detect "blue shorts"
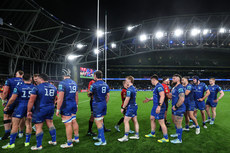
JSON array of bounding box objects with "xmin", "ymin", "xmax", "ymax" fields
[
  {"xmin": 61, "ymin": 104, "xmax": 77, "ymax": 116},
  {"xmin": 32, "ymin": 108, "xmax": 54, "ymax": 124},
  {"xmin": 206, "ymin": 100, "xmax": 218, "ymax": 108},
  {"xmin": 12, "ymin": 104, "xmax": 27, "ymax": 118},
  {"xmin": 195, "ymin": 101, "xmax": 205, "ymax": 110},
  {"xmin": 172, "ymin": 105, "xmax": 186, "ymax": 117},
  {"xmin": 125, "ymin": 104, "xmax": 138, "ymax": 117},
  {"xmin": 185, "ymin": 101, "xmax": 195, "ymax": 111},
  {"xmin": 151, "ymin": 106, "xmax": 166, "ymax": 120},
  {"xmin": 92, "ymin": 102, "xmax": 107, "ymax": 118}
]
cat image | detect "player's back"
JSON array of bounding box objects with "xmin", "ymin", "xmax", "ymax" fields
[
  {"xmin": 34, "ymin": 82, "xmax": 57, "ymax": 110},
  {"xmin": 127, "ymin": 85, "xmax": 137, "ymax": 106},
  {"xmin": 172, "ymin": 84, "xmax": 185, "ymax": 106},
  {"xmin": 16, "ymin": 82, "xmax": 34, "ymax": 105},
  {"xmin": 207, "ymin": 85, "xmax": 221, "ymax": 101},
  {"xmin": 92, "ymin": 80, "xmax": 109, "ymax": 103},
  {"xmin": 153, "ymin": 83, "xmax": 164, "ymax": 105},
  {"xmin": 60, "ymin": 78, "xmax": 78, "ymax": 103},
  {"xmin": 5, "ymin": 77, "xmax": 23, "ymax": 98}
]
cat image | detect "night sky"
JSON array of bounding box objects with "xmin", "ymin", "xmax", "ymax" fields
[{"xmin": 36, "ymin": 0, "xmax": 230, "ymax": 29}]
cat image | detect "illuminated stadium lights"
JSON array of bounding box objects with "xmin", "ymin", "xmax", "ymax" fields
[
  {"xmin": 191, "ymin": 28, "xmax": 201, "ymax": 36},
  {"xmin": 203, "ymin": 29, "xmax": 210, "ymax": 35},
  {"xmin": 111, "ymin": 43, "xmax": 116, "ymax": 48},
  {"xmin": 94, "ymin": 48, "xmax": 99, "ymax": 54},
  {"xmin": 219, "ymin": 28, "xmax": 226, "ymax": 33},
  {"xmin": 127, "ymin": 26, "xmax": 133, "ymax": 31},
  {"xmin": 139, "ymin": 34, "xmax": 147, "ymax": 42},
  {"xmin": 96, "ymin": 30, "xmax": 104, "ymax": 37},
  {"xmin": 76, "ymin": 43, "xmax": 86, "ymax": 49},
  {"xmin": 174, "ymin": 29, "xmax": 183, "ymax": 37},
  {"xmin": 67, "ymin": 54, "xmax": 82, "ymax": 60},
  {"xmin": 155, "ymin": 31, "xmax": 164, "ymax": 39}
]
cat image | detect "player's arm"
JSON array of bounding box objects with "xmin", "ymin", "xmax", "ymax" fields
[
  {"xmin": 27, "ymin": 94, "xmax": 37, "ymax": 119},
  {"xmin": 106, "ymin": 93, "xmax": 110, "ymax": 103},
  {"xmin": 143, "ymin": 97, "xmax": 153, "ymax": 103},
  {"xmin": 174, "ymin": 92, "xmax": 185, "ymax": 109},
  {"xmin": 215, "ymin": 90, "xmax": 224, "ymax": 102},
  {"xmin": 201, "ymin": 89, "xmax": 210, "ymax": 101},
  {"xmin": 122, "ymin": 96, "xmax": 130, "ymax": 109},
  {"xmin": 4, "ymin": 94, "xmax": 18, "ymax": 109},
  {"xmin": 56, "ymin": 91, "xmax": 64, "ymax": 115},
  {"xmin": 185, "ymin": 90, "xmax": 191, "ymax": 96},
  {"xmin": 166, "ymin": 93, "xmax": 172, "ymax": 99},
  {"xmin": 75, "ymin": 91, "xmax": 79, "ymax": 106},
  {"xmin": 2, "ymin": 86, "xmax": 9, "ymax": 101},
  {"xmin": 156, "ymin": 91, "xmax": 165, "ymax": 113},
  {"xmin": 164, "ymin": 86, "xmax": 172, "ymax": 99}
]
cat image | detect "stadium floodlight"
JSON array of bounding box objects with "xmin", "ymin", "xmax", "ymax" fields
[
  {"xmin": 174, "ymin": 29, "xmax": 183, "ymax": 37},
  {"xmin": 191, "ymin": 28, "xmax": 201, "ymax": 36},
  {"xmin": 139, "ymin": 34, "xmax": 147, "ymax": 42},
  {"xmin": 76, "ymin": 43, "xmax": 84, "ymax": 49},
  {"xmin": 111, "ymin": 43, "xmax": 116, "ymax": 48},
  {"xmin": 67, "ymin": 54, "xmax": 82, "ymax": 60},
  {"xmin": 155, "ymin": 31, "xmax": 164, "ymax": 39},
  {"xmin": 219, "ymin": 28, "xmax": 226, "ymax": 33},
  {"xmin": 203, "ymin": 29, "xmax": 209, "ymax": 35},
  {"xmin": 94, "ymin": 48, "xmax": 99, "ymax": 54},
  {"xmin": 127, "ymin": 26, "xmax": 133, "ymax": 31},
  {"xmin": 96, "ymin": 30, "xmax": 104, "ymax": 37}
]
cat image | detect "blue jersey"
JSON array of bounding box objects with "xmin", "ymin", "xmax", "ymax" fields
[
  {"xmin": 207, "ymin": 85, "xmax": 222, "ymax": 101},
  {"xmin": 90, "ymin": 80, "xmax": 109, "ymax": 103},
  {"xmin": 153, "ymin": 83, "xmax": 165, "ymax": 106},
  {"xmin": 58, "ymin": 78, "xmax": 78, "ymax": 103},
  {"xmin": 193, "ymin": 82, "xmax": 208, "ymax": 101},
  {"xmin": 31, "ymin": 82, "xmax": 57, "ymax": 112},
  {"xmin": 5, "ymin": 77, "xmax": 23, "ymax": 100},
  {"xmin": 172, "ymin": 84, "xmax": 185, "ymax": 106},
  {"xmin": 184, "ymin": 84, "xmax": 194, "ymax": 104},
  {"xmin": 13, "ymin": 82, "xmax": 35, "ymax": 106},
  {"xmin": 126, "ymin": 85, "xmax": 137, "ymax": 106}
]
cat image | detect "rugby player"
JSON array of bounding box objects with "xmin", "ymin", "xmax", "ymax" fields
[
  {"xmin": 205, "ymin": 78, "xmax": 224, "ymax": 125},
  {"xmin": 88, "ymin": 70, "xmax": 110, "ymax": 146},
  {"xmin": 181, "ymin": 77, "xmax": 200, "ymax": 134},
  {"xmin": 118, "ymin": 76, "xmax": 139, "ymax": 142},
  {"xmin": 143, "ymin": 74, "xmax": 169, "ymax": 143},
  {"xmin": 27, "ymin": 73, "xmax": 57, "ymax": 150},
  {"xmin": 191, "ymin": 76, "xmax": 210, "ymax": 129},
  {"xmin": 56, "ymin": 68, "xmax": 79, "ymax": 148},
  {"xmin": 2, "ymin": 74, "xmax": 34, "ymax": 149},
  {"xmin": 1, "ymin": 70, "xmax": 24, "ymax": 140},
  {"xmin": 170, "ymin": 74, "xmax": 185, "ymax": 144},
  {"xmin": 114, "ymin": 81, "xmax": 134, "ymax": 133}
]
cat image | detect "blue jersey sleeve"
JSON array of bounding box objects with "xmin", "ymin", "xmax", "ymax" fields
[
  {"xmin": 157, "ymin": 86, "xmax": 164, "ymax": 93},
  {"xmin": 13, "ymin": 87, "xmax": 19, "ymax": 95},
  {"xmin": 126, "ymin": 89, "xmax": 131, "ymax": 97},
  {"xmin": 186, "ymin": 84, "xmax": 192, "ymax": 91},
  {"xmin": 58, "ymin": 82, "xmax": 65, "ymax": 92},
  {"xmin": 5, "ymin": 79, "xmax": 11, "ymax": 86},
  {"xmin": 204, "ymin": 84, "xmax": 208, "ymax": 91},
  {"xmin": 31, "ymin": 86, "xmax": 38, "ymax": 95},
  {"xmin": 106, "ymin": 85, "xmax": 110, "ymax": 93},
  {"xmin": 217, "ymin": 86, "xmax": 222, "ymax": 92},
  {"xmin": 178, "ymin": 87, "xmax": 185, "ymax": 94}
]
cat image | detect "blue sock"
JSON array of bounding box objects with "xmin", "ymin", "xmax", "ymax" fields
[
  {"xmin": 10, "ymin": 133, "xmax": 17, "ymax": 145},
  {"xmin": 176, "ymin": 128, "xmax": 183, "ymax": 141},
  {"xmin": 125, "ymin": 132, "xmax": 129, "ymax": 136},
  {"xmin": 36, "ymin": 132, "xmax": 44, "ymax": 147},
  {"xmin": 5, "ymin": 129, "xmax": 11, "ymax": 134},
  {"xmin": 25, "ymin": 133, "xmax": 31, "ymax": 143},
  {"xmin": 19, "ymin": 130, "xmax": 23, "ymax": 134},
  {"xmin": 196, "ymin": 125, "xmax": 200, "ymax": 128},
  {"xmin": 151, "ymin": 131, "xmax": 155, "ymax": 135},
  {"xmin": 135, "ymin": 132, "xmax": 139, "ymax": 136},
  {"xmin": 203, "ymin": 122, "xmax": 206, "ymax": 126},
  {"xmin": 163, "ymin": 134, "xmax": 168, "ymax": 139},
  {"xmin": 74, "ymin": 135, "xmax": 79, "ymax": 140},
  {"xmin": 185, "ymin": 125, "xmax": 189, "ymax": 129},
  {"xmin": 98, "ymin": 127, "xmax": 105, "ymax": 143},
  {"xmin": 208, "ymin": 116, "xmax": 211, "ymax": 120},
  {"xmin": 67, "ymin": 140, "xmax": 72, "ymax": 146},
  {"xmin": 49, "ymin": 127, "xmax": 56, "ymax": 142},
  {"xmin": 212, "ymin": 118, "xmax": 215, "ymax": 121}
]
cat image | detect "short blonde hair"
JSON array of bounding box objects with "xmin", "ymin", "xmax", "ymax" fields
[{"xmin": 126, "ymin": 76, "xmax": 134, "ymax": 84}]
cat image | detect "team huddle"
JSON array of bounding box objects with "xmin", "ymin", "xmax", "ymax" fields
[{"xmin": 0, "ymin": 69, "xmax": 224, "ymax": 150}]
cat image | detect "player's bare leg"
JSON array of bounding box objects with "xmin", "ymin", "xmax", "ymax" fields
[
  {"xmin": 183, "ymin": 111, "xmax": 190, "ymax": 131},
  {"xmin": 31, "ymin": 123, "xmax": 44, "ymax": 150},
  {"xmin": 205, "ymin": 105, "xmax": 211, "ymax": 122},
  {"xmin": 157, "ymin": 119, "xmax": 169, "ymax": 143},
  {"xmin": 94, "ymin": 117, "xmax": 106, "ymax": 145},
  {"xmin": 200, "ymin": 110, "xmax": 207, "ymax": 128},
  {"xmin": 118, "ymin": 116, "xmax": 131, "ymax": 142},
  {"xmin": 45, "ymin": 119, "xmax": 56, "ymax": 146},
  {"xmin": 25, "ymin": 118, "xmax": 32, "ymax": 146},
  {"xmin": 18, "ymin": 117, "xmax": 25, "ymax": 138},
  {"xmin": 210, "ymin": 107, "xmax": 216, "ymax": 125},
  {"xmin": 129, "ymin": 116, "xmax": 139, "ymax": 139},
  {"xmin": 171, "ymin": 116, "xmax": 183, "ymax": 143},
  {"xmin": 189, "ymin": 111, "xmax": 200, "ymax": 134},
  {"xmin": 2, "ymin": 114, "xmax": 12, "ymax": 140},
  {"xmin": 72, "ymin": 117, "xmax": 79, "ymax": 143}
]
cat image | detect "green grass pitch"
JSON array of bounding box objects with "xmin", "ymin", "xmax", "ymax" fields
[{"xmin": 0, "ymin": 91, "xmax": 230, "ymax": 153}]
